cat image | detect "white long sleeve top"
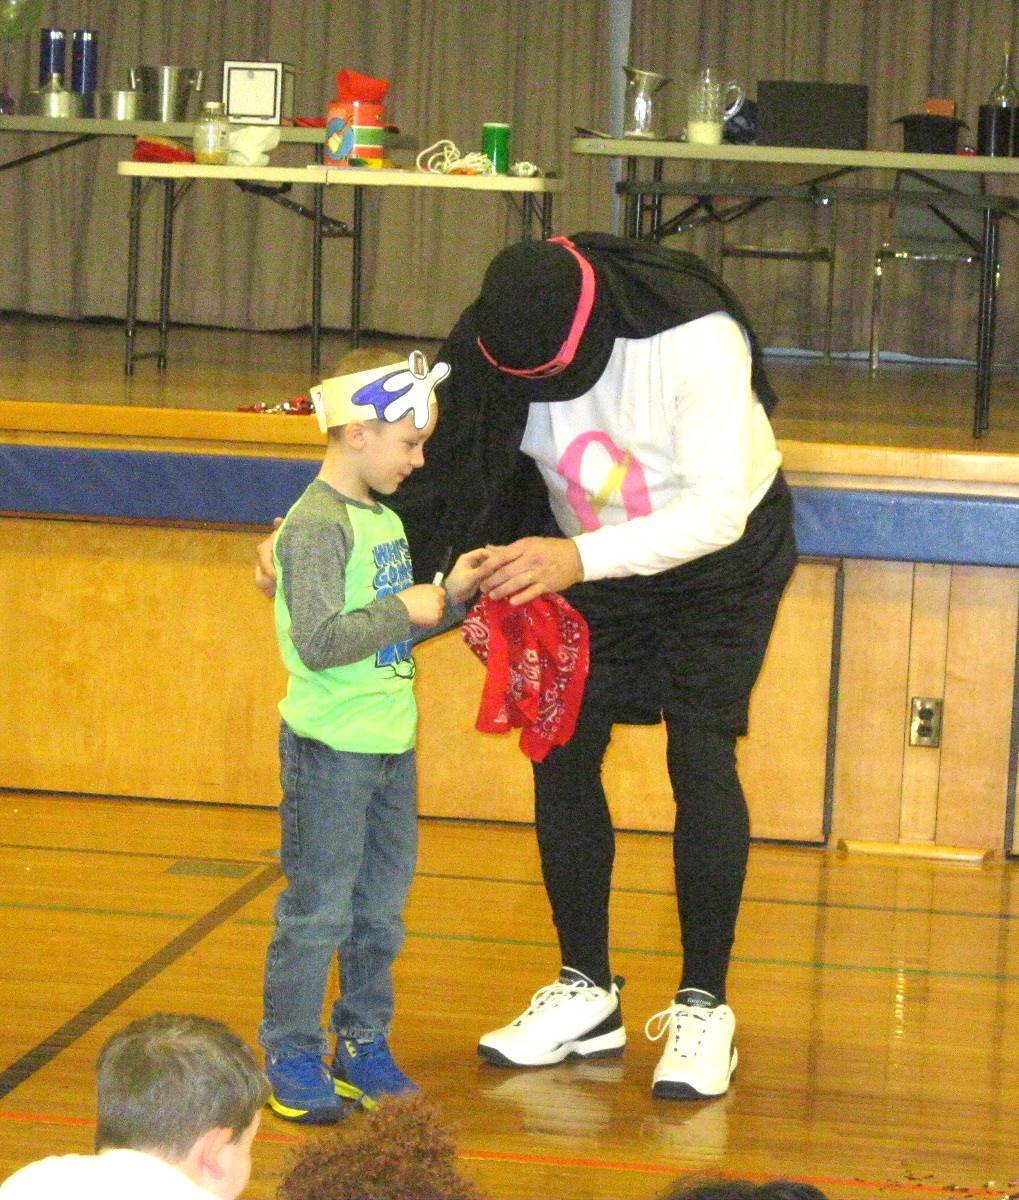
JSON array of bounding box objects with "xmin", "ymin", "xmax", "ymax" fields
[{"xmin": 519, "ymin": 312, "xmax": 782, "ymax": 581}]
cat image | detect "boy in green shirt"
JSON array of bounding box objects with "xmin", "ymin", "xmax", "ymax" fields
[{"xmin": 259, "ymin": 352, "xmax": 486, "ymax": 1123}]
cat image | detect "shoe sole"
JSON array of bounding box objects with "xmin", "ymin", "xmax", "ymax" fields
[
  {"xmin": 477, "ymin": 1025, "xmax": 627, "ymax": 1068},
  {"xmin": 651, "ymin": 1047, "xmax": 738, "ymax": 1101},
  {"xmin": 332, "ymin": 1076, "xmax": 379, "ymax": 1111},
  {"xmin": 267, "ymin": 1093, "xmax": 347, "ymax": 1124}
]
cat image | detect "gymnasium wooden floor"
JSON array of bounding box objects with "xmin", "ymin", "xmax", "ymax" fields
[
  {"xmin": 2, "ymin": 791, "xmax": 1019, "ymax": 1200},
  {"xmin": 2, "ymin": 316, "xmax": 1019, "ymax": 1199}
]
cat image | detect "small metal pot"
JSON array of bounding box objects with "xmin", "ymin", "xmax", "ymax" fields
[
  {"xmin": 92, "ymin": 90, "xmax": 141, "ymax": 120},
  {"xmin": 21, "ymin": 74, "xmax": 85, "ymax": 118}
]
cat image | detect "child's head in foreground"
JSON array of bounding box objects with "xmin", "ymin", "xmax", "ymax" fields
[
  {"xmin": 96, "ymin": 1012, "xmax": 268, "ymax": 1199},
  {"xmin": 277, "ymin": 1092, "xmax": 482, "ymax": 1200}
]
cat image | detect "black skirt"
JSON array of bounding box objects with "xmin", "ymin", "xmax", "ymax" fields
[{"xmin": 561, "ymin": 471, "xmax": 797, "ymax": 732}]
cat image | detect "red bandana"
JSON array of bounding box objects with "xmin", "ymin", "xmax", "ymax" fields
[{"xmin": 461, "ymin": 594, "xmax": 589, "ymax": 762}]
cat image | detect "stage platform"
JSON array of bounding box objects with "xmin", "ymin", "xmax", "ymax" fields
[
  {"xmin": 1, "ymin": 312, "xmax": 1018, "ymax": 857},
  {"xmin": 1, "ymin": 312, "xmax": 1018, "ymax": 453}
]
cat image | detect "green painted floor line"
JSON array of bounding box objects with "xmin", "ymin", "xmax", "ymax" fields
[
  {"xmin": 416, "ymin": 870, "xmax": 1019, "ymax": 924},
  {"xmin": 225, "ymin": 919, "xmax": 1019, "ymax": 984},
  {"xmin": 403, "ymin": 929, "xmax": 1019, "ymax": 984},
  {"xmin": 0, "ymin": 900, "xmax": 192, "ymax": 921},
  {"xmin": 6, "ymin": 876, "xmax": 1018, "ymax": 932},
  {"xmin": 0, "ymin": 840, "xmax": 272, "ymax": 867}
]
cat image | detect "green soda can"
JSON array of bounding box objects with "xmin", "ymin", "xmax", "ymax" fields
[{"xmin": 482, "ymin": 122, "xmax": 511, "ymax": 173}]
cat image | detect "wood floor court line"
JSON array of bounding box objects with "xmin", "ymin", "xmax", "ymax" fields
[
  {"xmin": 0, "ymin": 1110, "xmax": 976, "ymax": 1200},
  {"xmin": 6, "ymin": 845, "xmax": 1018, "ymax": 927},
  {"xmin": 0, "ymin": 861, "xmax": 281, "ymax": 1100},
  {"xmin": 2, "ymin": 889, "xmax": 1013, "ymax": 983}
]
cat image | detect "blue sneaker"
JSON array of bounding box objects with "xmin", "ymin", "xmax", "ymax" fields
[
  {"xmin": 266, "ymin": 1050, "xmax": 363, "ymax": 1124},
  {"xmin": 332, "ymin": 1035, "xmax": 418, "ymax": 1100}
]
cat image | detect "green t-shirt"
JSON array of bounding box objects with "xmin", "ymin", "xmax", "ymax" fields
[{"xmin": 274, "ymin": 480, "xmax": 418, "ymax": 753}]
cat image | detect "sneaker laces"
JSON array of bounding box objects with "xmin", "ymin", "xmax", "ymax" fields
[
  {"xmin": 270, "ymin": 1052, "xmax": 331, "ymax": 1089},
  {"xmin": 346, "ymin": 1037, "xmax": 410, "ymax": 1090},
  {"xmin": 644, "ymin": 1002, "xmax": 712, "ymax": 1059},
  {"xmin": 523, "ymin": 973, "xmax": 606, "ymax": 1018}
]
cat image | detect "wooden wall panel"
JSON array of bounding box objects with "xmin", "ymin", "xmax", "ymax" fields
[
  {"xmin": 899, "ymin": 563, "xmax": 951, "ymax": 843},
  {"xmin": 936, "ymin": 566, "xmax": 1019, "ymax": 851},
  {"xmin": 739, "ymin": 558, "xmax": 837, "ymax": 842},
  {"xmin": 418, "ymin": 560, "xmax": 837, "ymax": 840},
  {"xmin": 0, "ymin": 516, "xmax": 285, "ymax": 806},
  {"xmin": 415, "ymin": 634, "xmax": 534, "ymax": 823},
  {"xmin": 832, "ymin": 559, "xmax": 914, "ymax": 841}
]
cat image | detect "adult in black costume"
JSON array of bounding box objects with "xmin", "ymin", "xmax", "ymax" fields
[
  {"xmin": 389, "ymin": 231, "xmax": 796, "ymax": 1101},
  {"xmin": 256, "ymin": 232, "xmax": 796, "ymax": 1100}
]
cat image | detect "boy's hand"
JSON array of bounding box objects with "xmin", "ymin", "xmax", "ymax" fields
[
  {"xmin": 477, "ymin": 537, "xmax": 583, "ymax": 606},
  {"xmin": 398, "ymin": 584, "xmax": 446, "ymax": 627},
  {"xmin": 443, "ymin": 548, "xmax": 491, "ymax": 604},
  {"xmin": 254, "ymin": 518, "xmax": 284, "ymax": 599}
]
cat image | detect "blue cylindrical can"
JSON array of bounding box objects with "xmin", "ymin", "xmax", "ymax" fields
[
  {"xmin": 71, "ymin": 30, "xmax": 99, "ymax": 98},
  {"xmin": 39, "ymin": 28, "xmax": 66, "ymax": 86}
]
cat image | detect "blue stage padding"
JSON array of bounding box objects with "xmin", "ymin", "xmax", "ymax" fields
[
  {"xmin": 790, "ymin": 484, "xmax": 1019, "ymax": 568},
  {"xmin": 2, "ymin": 444, "xmax": 1018, "ymax": 567},
  {"xmin": 0, "ymin": 444, "xmax": 317, "ymax": 527}
]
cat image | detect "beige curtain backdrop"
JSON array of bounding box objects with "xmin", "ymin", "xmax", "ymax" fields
[
  {"xmin": 1, "ymin": 0, "xmax": 1018, "ymax": 362},
  {"xmin": 631, "ymin": 0, "xmax": 1019, "ymax": 361}
]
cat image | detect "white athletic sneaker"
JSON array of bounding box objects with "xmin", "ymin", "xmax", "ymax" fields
[
  {"xmin": 478, "ymin": 968, "xmax": 626, "ymax": 1067},
  {"xmin": 644, "ymin": 992, "xmax": 737, "ymax": 1099}
]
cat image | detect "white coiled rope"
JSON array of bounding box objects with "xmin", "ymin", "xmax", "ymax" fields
[
  {"xmin": 415, "ymin": 138, "xmax": 542, "ymax": 177},
  {"xmin": 416, "ymin": 139, "xmax": 492, "ymax": 174}
]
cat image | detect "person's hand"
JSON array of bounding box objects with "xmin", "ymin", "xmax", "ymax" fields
[
  {"xmin": 477, "ymin": 537, "xmax": 584, "ymax": 606},
  {"xmin": 443, "ymin": 548, "xmax": 491, "ymax": 604},
  {"xmin": 255, "ymin": 518, "xmax": 284, "ymax": 599},
  {"xmin": 398, "ymin": 583, "xmax": 446, "ymax": 627}
]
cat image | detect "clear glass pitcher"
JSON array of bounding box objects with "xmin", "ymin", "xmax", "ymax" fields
[
  {"xmin": 687, "ymin": 67, "xmax": 745, "ymax": 145},
  {"xmin": 623, "ymin": 65, "xmax": 670, "ymax": 138}
]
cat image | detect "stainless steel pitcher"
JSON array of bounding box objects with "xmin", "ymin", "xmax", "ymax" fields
[{"xmin": 130, "ymin": 65, "xmax": 203, "ymax": 122}]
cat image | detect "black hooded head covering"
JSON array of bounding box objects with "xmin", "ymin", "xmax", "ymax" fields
[
  {"xmin": 469, "ymin": 231, "xmax": 778, "ymax": 410},
  {"xmin": 389, "ymin": 232, "xmax": 779, "ymax": 580}
]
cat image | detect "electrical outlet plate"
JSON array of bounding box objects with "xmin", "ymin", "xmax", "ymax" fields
[{"xmin": 909, "ymin": 697, "xmax": 944, "ymax": 747}]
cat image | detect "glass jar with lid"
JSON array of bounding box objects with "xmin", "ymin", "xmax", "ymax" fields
[{"xmin": 193, "ymin": 100, "xmax": 230, "ymax": 164}]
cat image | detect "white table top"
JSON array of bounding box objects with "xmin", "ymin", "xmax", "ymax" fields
[
  {"xmin": 117, "ymin": 160, "xmax": 562, "ymax": 191},
  {"xmin": 571, "ymin": 135, "xmax": 1019, "ymax": 176}
]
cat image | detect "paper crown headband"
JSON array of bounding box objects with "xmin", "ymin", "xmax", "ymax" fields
[{"xmin": 310, "ymin": 351, "xmax": 450, "ymax": 433}]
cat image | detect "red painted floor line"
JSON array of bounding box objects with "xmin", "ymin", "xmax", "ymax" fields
[{"xmin": 0, "ymin": 1110, "xmax": 1000, "ymax": 1197}]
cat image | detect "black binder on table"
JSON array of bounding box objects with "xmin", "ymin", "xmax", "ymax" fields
[{"xmin": 756, "ymin": 81, "xmax": 869, "ymax": 150}]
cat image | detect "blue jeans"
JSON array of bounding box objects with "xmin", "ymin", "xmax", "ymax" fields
[{"xmin": 259, "ymin": 723, "xmax": 418, "ymax": 1056}]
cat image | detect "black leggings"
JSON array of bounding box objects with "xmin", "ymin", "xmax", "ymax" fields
[
  {"xmin": 531, "ymin": 475, "xmax": 796, "ymax": 1001},
  {"xmin": 533, "ymin": 706, "xmax": 749, "ymax": 1001}
]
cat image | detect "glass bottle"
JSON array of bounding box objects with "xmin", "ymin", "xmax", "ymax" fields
[
  {"xmin": 988, "ymin": 42, "xmax": 1019, "ymax": 107},
  {"xmin": 979, "ymin": 42, "xmax": 1019, "ymax": 156},
  {"xmin": 193, "ymin": 100, "xmax": 230, "ymax": 165}
]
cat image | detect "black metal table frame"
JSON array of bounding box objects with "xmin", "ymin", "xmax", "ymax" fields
[
  {"xmin": 618, "ymin": 158, "xmax": 1019, "ymax": 438},
  {"xmin": 123, "ymin": 173, "xmax": 555, "ymax": 378}
]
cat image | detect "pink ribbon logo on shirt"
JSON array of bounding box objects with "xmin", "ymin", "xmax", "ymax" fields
[{"xmin": 558, "ymin": 431, "xmax": 652, "ymax": 531}]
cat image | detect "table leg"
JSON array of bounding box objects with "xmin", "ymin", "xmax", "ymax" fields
[
  {"xmin": 520, "ymin": 193, "xmax": 534, "ymax": 239},
  {"xmin": 351, "ymin": 187, "xmax": 364, "ymax": 350},
  {"xmin": 650, "ymin": 157, "xmax": 663, "ymax": 236},
  {"xmin": 156, "ymin": 180, "xmax": 175, "ymax": 372},
  {"xmin": 974, "ymin": 209, "xmax": 1000, "ymax": 438},
  {"xmin": 541, "ymin": 192, "xmax": 553, "ymax": 239},
  {"xmin": 124, "ymin": 177, "xmax": 142, "ymax": 377},
  {"xmin": 312, "ymin": 182, "xmax": 323, "ymax": 374},
  {"xmin": 624, "ymin": 157, "xmax": 639, "ymax": 238}
]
